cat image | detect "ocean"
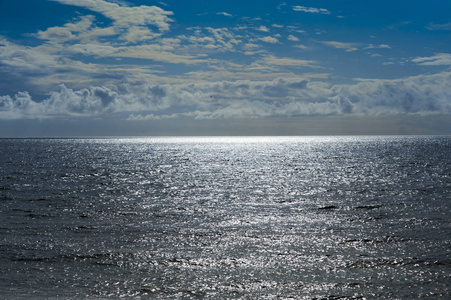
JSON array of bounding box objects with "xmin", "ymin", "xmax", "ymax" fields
[{"xmin": 0, "ymin": 136, "xmax": 450, "ymax": 299}]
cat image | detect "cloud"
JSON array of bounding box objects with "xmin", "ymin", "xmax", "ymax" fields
[
  {"xmin": 292, "ymin": 6, "xmax": 331, "ymax": 15},
  {"xmin": 385, "ymin": 21, "xmax": 412, "ymax": 30},
  {"xmin": 277, "ymin": 2, "xmax": 287, "ymax": 10},
  {"xmin": 320, "ymin": 41, "xmax": 358, "ymax": 52},
  {"xmin": 217, "ymin": 12, "xmax": 233, "ymax": 17},
  {"xmin": 127, "ymin": 113, "xmax": 178, "ymax": 120},
  {"xmin": 105, "ymin": 44, "xmax": 213, "ymax": 64},
  {"xmin": 0, "ymin": 39, "xmax": 62, "ymax": 72},
  {"xmin": 260, "ymin": 55, "xmax": 319, "ymax": 68},
  {"xmin": 122, "ymin": 26, "xmax": 162, "ymax": 43},
  {"xmin": 365, "ymin": 44, "xmax": 391, "ymax": 49},
  {"xmin": 259, "ymin": 36, "xmax": 279, "ymax": 43},
  {"xmin": 427, "ymin": 22, "xmax": 451, "ymax": 31},
  {"xmin": 36, "ymin": 15, "xmax": 102, "ymax": 44},
  {"xmin": 2, "ymin": 0, "xmax": 450, "ymax": 126},
  {"xmin": 51, "ymin": 0, "xmax": 173, "ymax": 31},
  {"xmin": 3, "ymin": 71, "xmax": 449, "ymax": 121},
  {"xmin": 0, "ymin": 92, "xmax": 44, "ymax": 119},
  {"xmin": 412, "ymin": 53, "xmax": 451, "ymax": 66},
  {"xmin": 42, "ymin": 0, "xmax": 173, "ymax": 45},
  {"xmin": 204, "ymin": 27, "xmax": 242, "ymax": 50}
]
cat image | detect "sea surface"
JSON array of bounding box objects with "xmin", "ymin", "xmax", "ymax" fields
[{"xmin": 0, "ymin": 136, "xmax": 450, "ymax": 299}]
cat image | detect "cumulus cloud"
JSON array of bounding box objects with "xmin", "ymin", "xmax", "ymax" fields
[
  {"xmin": 2, "ymin": 72, "xmax": 449, "ymax": 120},
  {"xmin": 0, "ymin": 83, "xmax": 172, "ymax": 119},
  {"xmin": 292, "ymin": 6, "xmax": 331, "ymax": 15},
  {"xmin": 259, "ymin": 36, "xmax": 279, "ymax": 43},
  {"xmin": 287, "ymin": 35, "xmax": 299, "ymax": 42}
]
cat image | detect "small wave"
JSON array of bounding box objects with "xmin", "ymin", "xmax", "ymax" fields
[
  {"xmin": 318, "ymin": 205, "xmax": 339, "ymax": 210},
  {"xmin": 353, "ymin": 205, "xmax": 382, "ymax": 210},
  {"xmin": 25, "ymin": 213, "xmax": 53, "ymax": 219}
]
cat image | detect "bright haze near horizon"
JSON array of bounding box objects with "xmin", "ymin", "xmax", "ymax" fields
[{"xmin": 1, "ymin": 0, "xmax": 451, "ymax": 136}]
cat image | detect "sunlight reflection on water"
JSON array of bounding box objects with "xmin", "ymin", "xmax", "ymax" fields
[{"xmin": 0, "ymin": 136, "xmax": 449, "ymax": 298}]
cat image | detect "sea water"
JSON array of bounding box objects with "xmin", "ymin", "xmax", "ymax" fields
[{"xmin": 0, "ymin": 136, "xmax": 450, "ymax": 299}]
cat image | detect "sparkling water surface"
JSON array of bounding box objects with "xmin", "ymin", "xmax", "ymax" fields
[{"xmin": 0, "ymin": 136, "xmax": 450, "ymax": 299}]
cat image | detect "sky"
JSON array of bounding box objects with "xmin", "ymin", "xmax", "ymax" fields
[{"xmin": 1, "ymin": 0, "xmax": 451, "ymax": 136}]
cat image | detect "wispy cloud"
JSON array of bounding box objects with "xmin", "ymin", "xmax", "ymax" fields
[
  {"xmin": 292, "ymin": 6, "xmax": 331, "ymax": 15},
  {"xmin": 320, "ymin": 41, "xmax": 358, "ymax": 52},
  {"xmin": 50, "ymin": 0, "xmax": 173, "ymax": 30},
  {"xmin": 260, "ymin": 55, "xmax": 319, "ymax": 68},
  {"xmin": 427, "ymin": 22, "xmax": 451, "ymax": 31},
  {"xmin": 412, "ymin": 53, "xmax": 451, "ymax": 66},
  {"xmin": 365, "ymin": 44, "xmax": 391, "ymax": 49},
  {"xmin": 216, "ymin": 12, "xmax": 233, "ymax": 17}
]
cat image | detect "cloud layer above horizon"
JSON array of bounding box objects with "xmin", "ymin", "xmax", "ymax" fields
[{"xmin": 1, "ymin": 0, "xmax": 451, "ymax": 135}]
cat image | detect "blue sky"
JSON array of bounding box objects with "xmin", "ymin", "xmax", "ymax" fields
[{"xmin": 1, "ymin": 0, "xmax": 451, "ymax": 136}]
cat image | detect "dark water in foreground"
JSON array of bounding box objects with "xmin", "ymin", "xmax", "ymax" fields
[{"xmin": 0, "ymin": 136, "xmax": 450, "ymax": 299}]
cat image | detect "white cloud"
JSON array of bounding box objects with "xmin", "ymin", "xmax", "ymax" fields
[
  {"xmin": 122, "ymin": 26, "xmax": 162, "ymax": 43},
  {"xmin": 294, "ymin": 45, "xmax": 308, "ymax": 50},
  {"xmin": 43, "ymin": 0, "xmax": 173, "ymax": 46},
  {"xmin": 287, "ymin": 35, "xmax": 299, "ymax": 42},
  {"xmin": 320, "ymin": 41, "xmax": 358, "ymax": 52},
  {"xmin": 216, "ymin": 12, "xmax": 233, "ymax": 17},
  {"xmin": 259, "ymin": 36, "xmax": 279, "ymax": 43},
  {"xmin": 106, "ymin": 44, "xmax": 213, "ymax": 64},
  {"xmin": 204, "ymin": 27, "xmax": 242, "ymax": 51},
  {"xmin": 37, "ymin": 15, "xmax": 98, "ymax": 43},
  {"xmin": 292, "ymin": 6, "xmax": 331, "ymax": 15},
  {"xmin": 257, "ymin": 26, "xmax": 270, "ymax": 32},
  {"xmin": 0, "ymin": 92, "xmax": 44, "ymax": 119},
  {"xmin": 243, "ymin": 43, "xmax": 260, "ymax": 50},
  {"xmin": 0, "ymin": 39, "xmax": 62, "ymax": 72},
  {"xmin": 127, "ymin": 113, "xmax": 178, "ymax": 120},
  {"xmin": 51, "ymin": 0, "xmax": 173, "ymax": 31},
  {"xmin": 412, "ymin": 53, "xmax": 451, "ymax": 66},
  {"xmin": 365, "ymin": 44, "xmax": 391, "ymax": 49},
  {"xmin": 2, "ymin": 72, "xmax": 451, "ymax": 120},
  {"xmin": 260, "ymin": 55, "xmax": 318, "ymax": 68}
]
